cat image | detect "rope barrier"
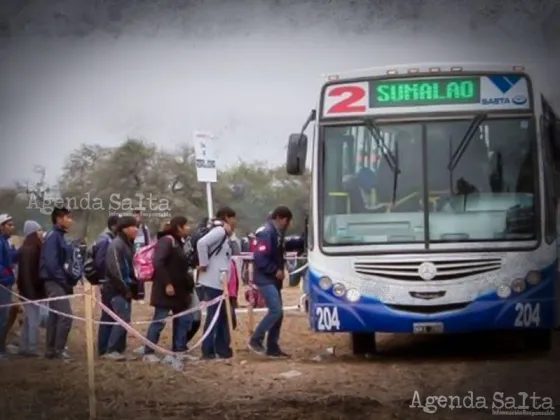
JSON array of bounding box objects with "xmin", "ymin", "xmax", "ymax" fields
[
  {"xmin": 94, "ymin": 296, "xmax": 225, "ymax": 358},
  {"xmin": 287, "ymin": 262, "xmax": 308, "ymax": 276},
  {"xmin": 94, "ymin": 295, "xmax": 223, "ymax": 326},
  {"xmin": 0, "ymin": 285, "xmax": 224, "ymax": 326},
  {"xmin": 0, "ymin": 289, "xmax": 85, "ymax": 308}
]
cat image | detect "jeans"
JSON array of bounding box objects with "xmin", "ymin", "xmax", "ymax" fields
[
  {"xmin": 39, "ymin": 306, "xmax": 49, "ymax": 328},
  {"xmin": 19, "ymin": 304, "xmax": 40, "ymax": 353},
  {"xmin": 187, "ymin": 290, "xmax": 201, "ymax": 343},
  {"xmin": 0, "ymin": 285, "xmax": 13, "ymax": 354},
  {"xmin": 97, "ymin": 286, "xmax": 126, "ymax": 355},
  {"xmin": 45, "ymin": 281, "xmax": 73, "ymax": 355},
  {"xmin": 106, "ymin": 295, "xmax": 131, "ymax": 354},
  {"xmin": 200, "ymin": 286, "xmax": 232, "ymax": 358},
  {"xmin": 145, "ymin": 307, "xmax": 192, "ymax": 354},
  {"xmin": 251, "ymin": 284, "xmax": 283, "ymax": 353}
]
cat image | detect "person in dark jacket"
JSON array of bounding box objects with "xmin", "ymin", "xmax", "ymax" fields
[
  {"xmin": 16, "ymin": 220, "xmax": 44, "ymax": 356},
  {"xmin": 143, "ymin": 216, "xmax": 194, "ymax": 362},
  {"xmin": 248, "ymin": 206, "xmax": 292, "ymax": 357},
  {"xmin": 103, "ymin": 216, "xmax": 138, "ymax": 361},
  {"xmin": 39, "ymin": 207, "xmax": 74, "ymax": 360},
  {"xmin": 96, "ymin": 215, "xmax": 120, "ymax": 356},
  {"xmin": 0, "ymin": 213, "xmax": 17, "ymax": 359}
]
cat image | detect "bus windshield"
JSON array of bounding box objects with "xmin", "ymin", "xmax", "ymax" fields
[{"xmin": 320, "ymin": 117, "xmax": 538, "ymax": 246}]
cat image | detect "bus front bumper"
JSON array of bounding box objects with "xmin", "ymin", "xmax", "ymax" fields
[{"xmin": 307, "ymin": 285, "xmax": 555, "ymax": 333}]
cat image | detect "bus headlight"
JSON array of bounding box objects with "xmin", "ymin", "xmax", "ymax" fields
[
  {"xmin": 526, "ymin": 271, "xmax": 540, "ymax": 285},
  {"xmin": 332, "ymin": 283, "xmax": 346, "ymax": 297},
  {"xmin": 511, "ymin": 278, "xmax": 526, "ymax": 293},
  {"xmin": 346, "ymin": 288, "xmax": 361, "ymax": 302},
  {"xmin": 496, "ymin": 284, "xmax": 511, "ymax": 298},
  {"xmin": 318, "ymin": 276, "xmax": 332, "ymax": 290}
]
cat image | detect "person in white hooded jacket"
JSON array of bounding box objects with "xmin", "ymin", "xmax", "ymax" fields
[{"xmin": 196, "ymin": 206, "xmax": 237, "ymax": 360}]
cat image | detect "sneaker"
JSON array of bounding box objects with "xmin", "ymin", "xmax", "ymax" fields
[
  {"xmin": 133, "ymin": 346, "xmax": 145, "ymax": 355},
  {"xmin": 6, "ymin": 344, "xmax": 19, "ymax": 355},
  {"xmin": 102, "ymin": 352, "xmax": 125, "ymax": 361},
  {"xmin": 247, "ymin": 340, "xmax": 266, "ymax": 355},
  {"xmin": 266, "ymin": 349, "xmax": 290, "ymax": 358},
  {"xmin": 59, "ymin": 351, "xmax": 72, "ymax": 360},
  {"xmin": 162, "ymin": 355, "xmax": 176, "ymax": 365},
  {"xmin": 0, "ymin": 353, "xmax": 7, "ymax": 361},
  {"xmin": 200, "ymin": 353, "xmax": 216, "ymax": 360},
  {"xmin": 143, "ymin": 354, "xmax": 161, "ymax": 363}
]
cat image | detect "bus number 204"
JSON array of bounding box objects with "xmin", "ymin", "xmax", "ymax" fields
[
  {"xmin": 514, "ymin": 302, "xmax": 540, "ymax": 327},
  {"xmin": 316, "ymin": 306, "xmax": 341, "ymax": 331}
]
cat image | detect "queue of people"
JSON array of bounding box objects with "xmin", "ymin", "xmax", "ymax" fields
[{"xmin": 0, "ymin": 204, "xmax": 299, "ymax": 363}]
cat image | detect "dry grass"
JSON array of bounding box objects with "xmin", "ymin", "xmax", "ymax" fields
[{"xmin": 1, "ymin": 283, "xmax": 559, "ymax": 419}]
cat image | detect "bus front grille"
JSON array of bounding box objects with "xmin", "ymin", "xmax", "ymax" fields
[
  {"xmin": 353, "ymin": 257, "xmax": 502, "ymax": 281},
  {"xmin": 386, "ymin": 302, "xmax": 470, "ymax": 313}
]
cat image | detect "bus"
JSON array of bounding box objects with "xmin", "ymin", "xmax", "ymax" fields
[{"xmin": 286, "ymin": 63, "xmax": 560, "ymax": 354}]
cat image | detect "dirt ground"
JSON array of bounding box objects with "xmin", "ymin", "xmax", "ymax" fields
[{"xmin": 1, "ymin": 283, "xmax": 559, "ymax": 420}]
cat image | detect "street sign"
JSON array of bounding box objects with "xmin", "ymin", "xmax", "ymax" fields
[{"xmin": 193, "ymin": 131, "xmax": 217, "ymax": 183}]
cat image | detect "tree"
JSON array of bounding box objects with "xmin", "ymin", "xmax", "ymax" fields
[{"xmin": 4, "ymin": 137, "xmax": 309, "ymax": 241}]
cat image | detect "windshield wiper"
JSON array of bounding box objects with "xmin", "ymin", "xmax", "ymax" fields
[
  {"xmin": 447, "ymin": 113, "xmax": 486, "ymax": 194},
  {"xmin": 364, "ymin": 117, "xmax": 400, "ymax": 205},
  {"xmin": 448, "ymin": 113, "xmax": 487, "ymax": 172}
]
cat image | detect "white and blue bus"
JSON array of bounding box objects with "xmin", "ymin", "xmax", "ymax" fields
[{"xmin": 286, "ymin": 63, "xmax": 560, "ymax": 354}]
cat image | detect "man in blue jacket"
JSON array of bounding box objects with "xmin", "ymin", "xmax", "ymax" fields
[
  {"xmin": 0, "ymin": 214, "xmax": 17, "ymax": 359},
  {"xmin": 95, "ymin": 215, "xmax": 119, "ymax": 356},
  {"xmin": 248, "ymin": 206, "xmax": 293, "ymax": 357},
  {"xmin": 39, "ymin": 207, "xmax": 75, "ymax": 360}
]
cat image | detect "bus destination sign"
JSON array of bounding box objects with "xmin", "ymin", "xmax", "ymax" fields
[
  {"xmin": 321, "ymin": 74, "xmax": 531, "ymax": 117},
  {"xmin": 370, "ymin": 77, "xmax": 480, "ymax": 107}
]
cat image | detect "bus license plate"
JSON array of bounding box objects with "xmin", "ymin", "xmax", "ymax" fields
[{"xmin": 413, "ymin": 322, "xmax": 444, "ymax": 334}]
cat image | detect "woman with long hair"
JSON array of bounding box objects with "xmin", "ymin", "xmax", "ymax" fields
[{"xmin": 143, "ymin": 216, "xmax": 194, "ymax": 362}]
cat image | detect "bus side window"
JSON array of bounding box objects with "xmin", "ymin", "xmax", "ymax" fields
[{"xmin": 541, "ymin": 112, "xmax": 557, "ymax": 243}]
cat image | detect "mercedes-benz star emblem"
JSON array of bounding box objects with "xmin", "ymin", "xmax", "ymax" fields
[{"xmin": 418, "ymin": 262, "xmax": 437, "ymax": 281}]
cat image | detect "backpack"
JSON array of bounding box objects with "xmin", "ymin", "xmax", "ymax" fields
[
  {"xmin": 185, "ymin": 218, "xmax": 227, "ymax": 269},
  {"xmin": 133, "ymin": 236, "xmax": 177, "ymax": 282},
  {"xmin": 245, "ymin": 283, "xmax": 266, "ymax": 308},
  {"xmin": 83, "ymin": 233, "xmax": 112, "ymax": 285},
  {"xmin": 64, "ymin": 240, "xmax": 85, "ymax": 286}
]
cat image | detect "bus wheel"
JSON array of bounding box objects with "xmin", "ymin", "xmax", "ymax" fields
[
  {"xmin": 524, "ymin": 329, "xmax": 552, "ymax": 352},
  {"xmin": 350, "ymin": 333, "xmax": 377, "ymax": 355}
]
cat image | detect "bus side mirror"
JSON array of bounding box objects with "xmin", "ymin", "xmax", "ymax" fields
[{"xmin": 286, "ymin": 133, "xmax": 308, "ymax": 175}]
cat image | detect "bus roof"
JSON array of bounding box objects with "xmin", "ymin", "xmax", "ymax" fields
[{"xmin": 322, "ymin": 62, "xmax": 529, "ymax": 81}]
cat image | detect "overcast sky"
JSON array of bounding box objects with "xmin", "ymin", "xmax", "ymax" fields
[{"xmin": 0, "ymin": 0, "xmax": 558, "ymax": 186}]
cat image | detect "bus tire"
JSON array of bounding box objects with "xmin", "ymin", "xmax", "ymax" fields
[
  {"xmin": 524, "ymin": 329, "xmax": 552, "ymax": 352},
  {"xmin": 350, "ymin": 332, "xmax": 377, "ymax": 355}
]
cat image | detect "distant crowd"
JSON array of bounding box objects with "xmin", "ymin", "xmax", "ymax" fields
[{"xmin": 0, "ymin": 205, "xmax": 303, "ymax": 362}]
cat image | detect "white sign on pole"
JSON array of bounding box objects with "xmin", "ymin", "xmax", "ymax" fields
[{"xmin": 193, "ymin": 131, "xmax": 217, "ymax": 183}]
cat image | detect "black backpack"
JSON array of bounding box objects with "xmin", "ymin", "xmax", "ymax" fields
[
  {"xmin": 185, "ymin": 218, "xmax": 227, "ymax": 268},
  {"xmin": 83, "ymin": 233, "xmax": 112, "ymax": 285}
]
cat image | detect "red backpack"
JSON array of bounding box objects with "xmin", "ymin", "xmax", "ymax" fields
[{"xmin": 243, "ymin": 257, "xmax": 266, "ymax": 308}]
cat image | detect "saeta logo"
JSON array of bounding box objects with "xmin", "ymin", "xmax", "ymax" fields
[{"xmin": 511, "ymin": 95, "xmax": 527, "ymax": 105}]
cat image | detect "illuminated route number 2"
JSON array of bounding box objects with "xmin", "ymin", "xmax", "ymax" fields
[
  {"xmin": 316, "ymin": 306, "xmax": 341, "ymax": 331},
  {"xmin": 325, "ymin": 84, "xmax": 367, "ymax": 114},
  {"xmin": 514, "ymin": 302, "xmax": 540, "ymax": 327}
]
